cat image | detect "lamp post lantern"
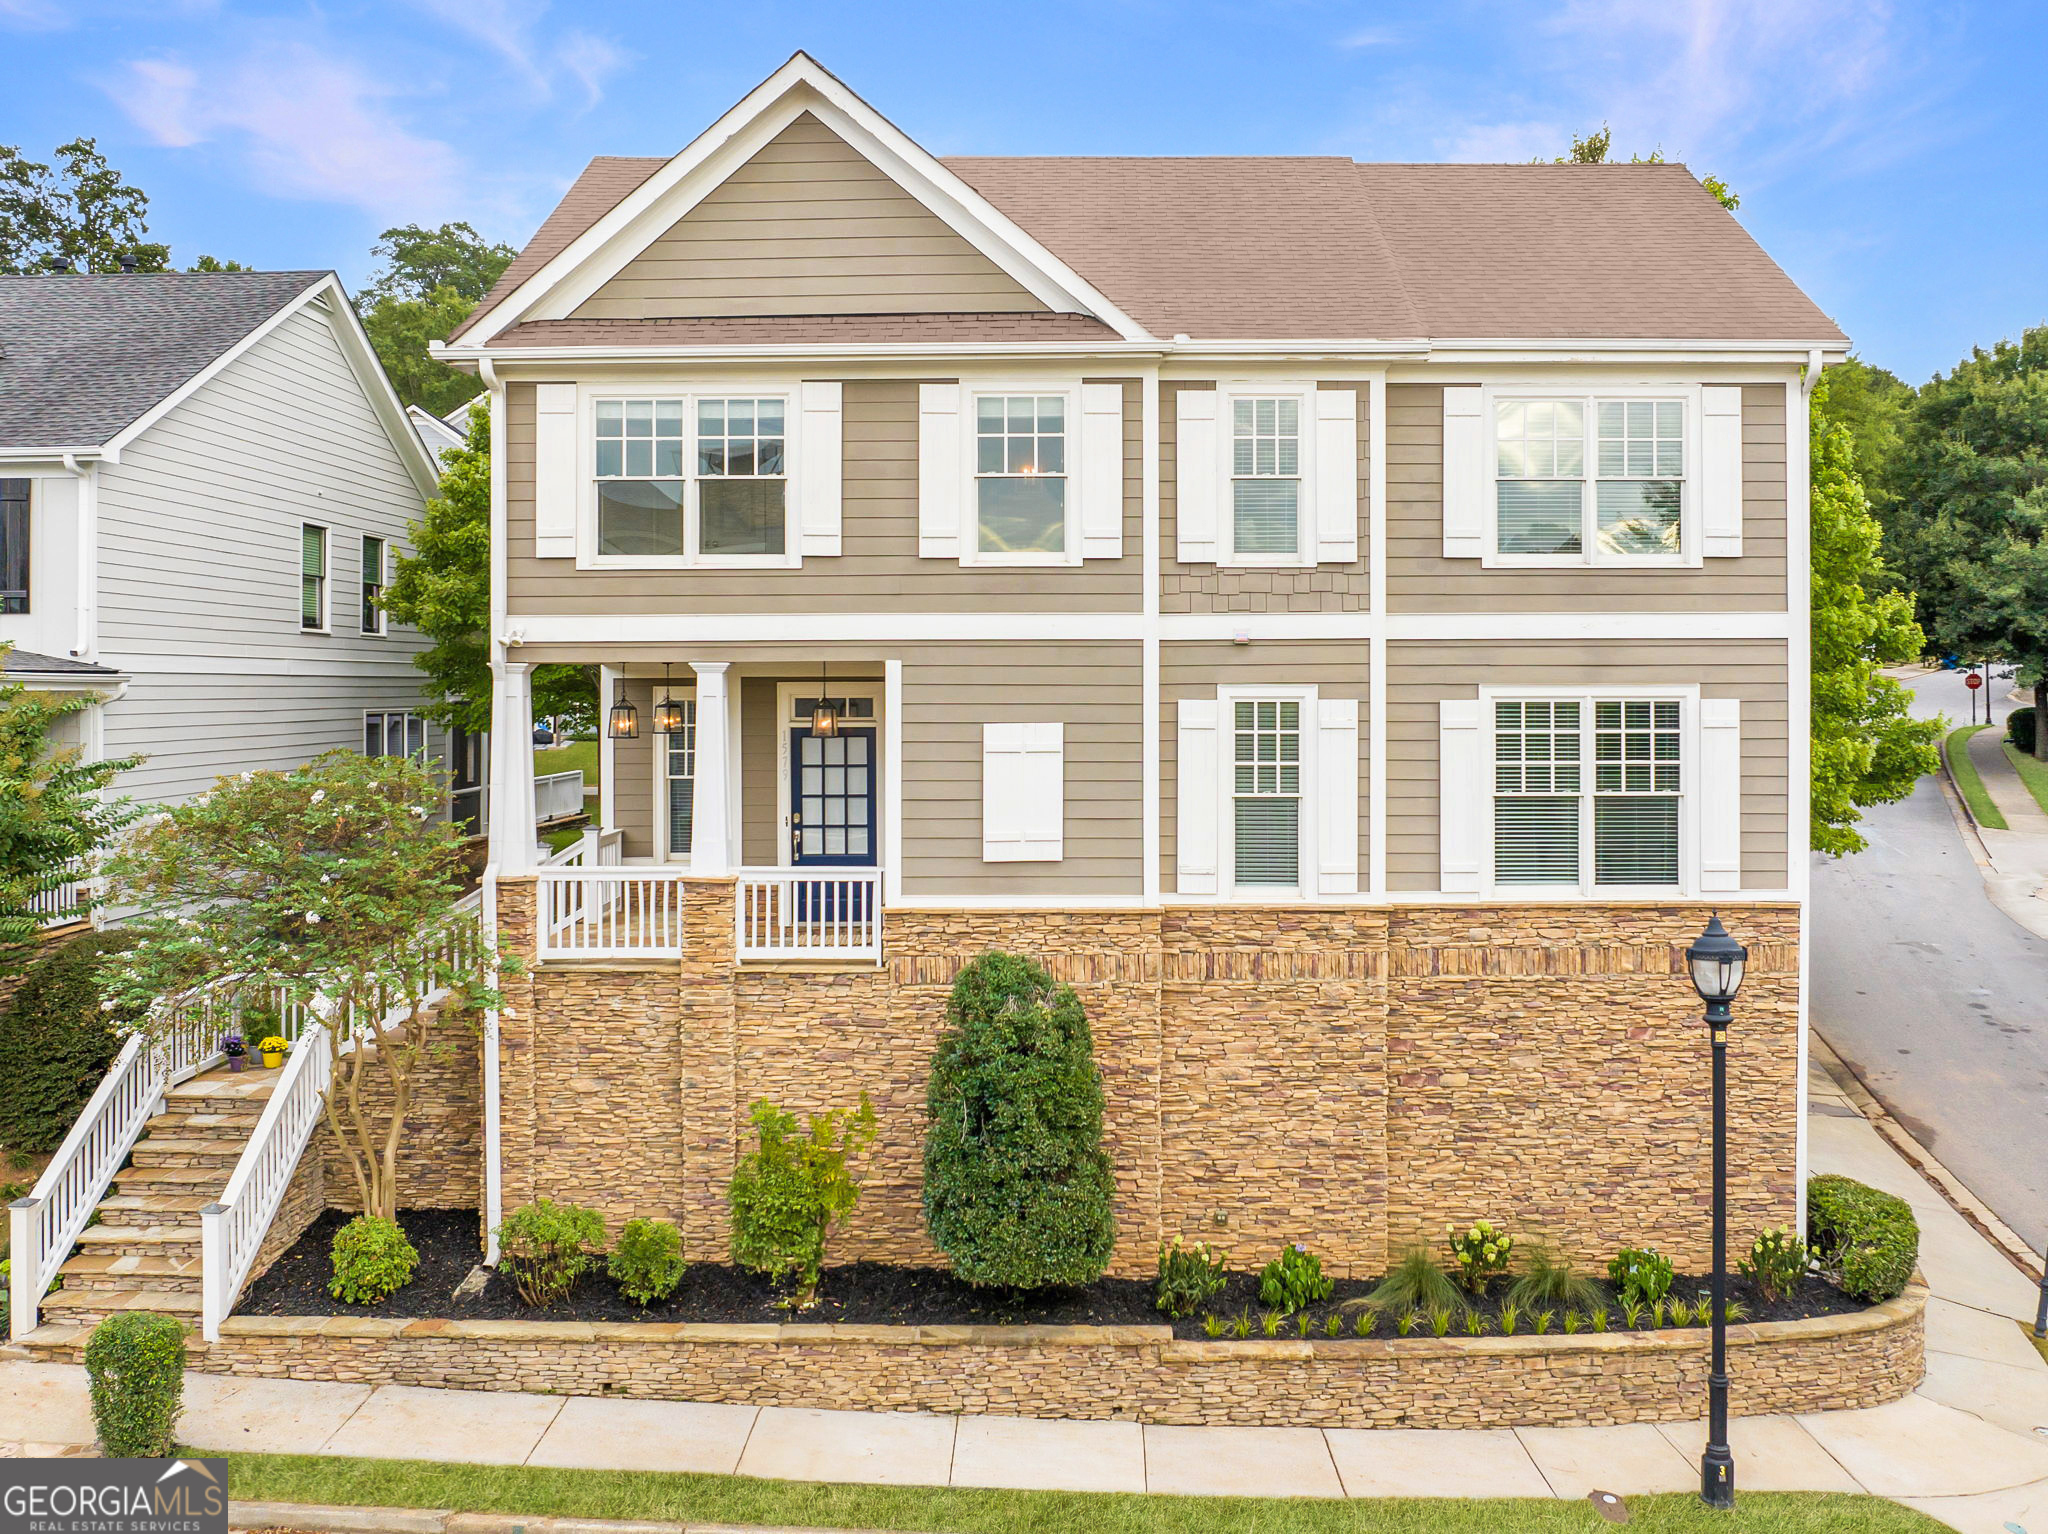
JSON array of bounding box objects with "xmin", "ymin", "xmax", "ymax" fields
[{"xmin": 1687, "ymin": 912, "xmax": 1748, "ymax": 1510}]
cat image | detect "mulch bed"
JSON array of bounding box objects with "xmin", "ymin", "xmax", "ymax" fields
[{"xmin": 237, "ymin": 1208, "xmax": 1872, "ymax": 1342}]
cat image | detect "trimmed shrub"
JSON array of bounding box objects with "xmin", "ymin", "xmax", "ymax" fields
[
  {"xmin": 1808, "ymin": 1174, "xmax": 1919, "ymax": 1302},
  {"xmin": 1154, "ymin": 1237, "xmax": 1228, "ymax": 1319},
  {"xmin": 922, "ymin": 951, "xmax": 1116, "ymax": 1288},
  {"xmin": 84, "ymin": 1310, "xmax": 186, "ymax": 1456},
  {"xmin": 730, "ymin": 1094, "xmax": 876, "ymax": 1307},
  {"xmin": 0, "ymin": 931, "xmax": 137, "ymax": 1154},
  {"xmin": 608, "ymin": 1216, "xmax": 685, "ymax": 1306},
  {"xmin": 1259, "ymin": 1244, "xmax": 1333, "ymax": 1314},
  {"xmin": 2010, "ymin": 706, "xmax": 2037, "ymax": 755},
  {"xmin": 327, "ymin": 1214, "xmax": 419, "ymax": 1305},
  {"xmin": 497, "ymin": 1198, "xmax": 605, "ymax": 1307}
]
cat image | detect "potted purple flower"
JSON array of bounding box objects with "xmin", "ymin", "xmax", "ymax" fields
[{"xmin": 220, "ymin": 1031, "xmax": 247, "ymax": 1072}]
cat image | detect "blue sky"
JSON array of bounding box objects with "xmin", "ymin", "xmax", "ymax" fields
[{"xmin": 2, "ymin": 0, "xmax": 2040, "ymax": 383}]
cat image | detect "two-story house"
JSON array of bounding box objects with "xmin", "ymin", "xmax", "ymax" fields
[
  {"xmin": 0, "ymin": 270, "xmax": 456, "ymax": 847},
  {"xmin": 440, "ymin": 55, "xmax": 1840, "ymax": 1279}
]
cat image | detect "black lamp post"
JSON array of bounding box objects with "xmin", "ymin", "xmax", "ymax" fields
[{"xmin": 1687, "ymin": 913, "xmax": 1748, "ymax": 1510}]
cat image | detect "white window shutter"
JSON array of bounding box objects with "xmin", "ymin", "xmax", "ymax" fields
[
  {"xmin": 981, "ymin": 723, "xmax": 1064, "ymax": 861},
  {"xmin": 918, "ymin": 382, "xmax": 963, "ymax": 559},
  {"xmin": 1176, "ymin": 699, "xmax": 1221, "ymax": 894},
  {"xmin": 797, "ymin": 380, "xmax": 842, "ymax": 557},
  {"xmin": 1315, "ymin": 696, "xmax": 1359, "ymax": 895},
  {"xmin": 533, "ymin": 383, "xmax": 577, "ymax": 559},
  {"xmin": 1079, "ymin": 383, "xmax": 1124, "ymax": 559},
  {"xmin": 1313, "ymin": 390, "xmax": 1359, "ymax": 564},
  {"xmin": 1699, "ymin": 698, "xmax": 1742, "ymax": 891},
  {"xmin": 1441, "ymin": 385, "xmax": 1486, "ymax": 560},
  {"xmin": 1700, "ymin": 386, "xmax": 1744, "ymax": 557},
  {"xmin": 1439, "ymin": 698, "xmax": 1483, "ymax": 892},
  {"xmin": 1175, "ymin": 389, "xmax": 1219, "ymax": 564}
]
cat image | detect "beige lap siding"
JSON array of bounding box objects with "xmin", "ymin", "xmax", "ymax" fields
[
  {"xmin": 1158, "ymin": 640, "xmax": 1369, "ymax": 893},
  {"xmin": 1382, "ymin": 639, "xmax": 1790, "ymax": 892},
  {"xmin": 502, "ymin": 378, "xmax": 1144, "ymax": 616},
  {"xmin": 1158, "ymin": 379, "xmax": 1373, "ymax": 612},
  {"xmin": 609, "ymin": 677, "xmax": 657, "ymax": 860},
  {"xmin": 1383, "ymin": 381, "xmax": 1789, "ymax": 613},
  {"xmin": 900, "ymin": 641, "xmax": 1144, "ymax": 901}
]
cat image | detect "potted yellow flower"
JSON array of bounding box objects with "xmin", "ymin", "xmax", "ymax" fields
[{"xmin": 258, "ymin": 1035, "xmax": 290, "ymax": 1068}]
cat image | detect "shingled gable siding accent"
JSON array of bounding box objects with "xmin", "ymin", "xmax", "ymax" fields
[
  {"xmin": 1159, "ymin": 380, "xmax": 1373, "ymax": 612},
  {"xmin": 568, "ymin": 113, "xmax": 1048, "ymax": 321},
  {"xmin": 502, "ymin": 380, "xmax": 1144, "ymax": 613},
  {"xmin": 1383, "ymin": 381, "xmax": 1788, "ymax": 613},
  {"xmin": 1381, "ymin": 638, "xmax": 1789, "ymax": 893}
]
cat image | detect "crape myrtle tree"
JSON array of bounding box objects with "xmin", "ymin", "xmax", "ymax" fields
[{"xmin": 103, "ymin": 751, "xmax": 503, "ymax": 1220}]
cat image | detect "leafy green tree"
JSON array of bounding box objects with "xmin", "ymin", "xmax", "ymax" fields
[
  {"xmin": 187, "ymin": 254, "xmax": 250, "ymax": 272},
  {"xmin": 104, "ymin": 752, "xmax": 502, "ymax": 1219},
  {"xmin": 0, "ymin": 138, "xmax": 170, "ymax": 273},
  {"xmin": 358, "ymin": 222, "xmax": 515, "ymax": 413},
  {"xmin": 1809, "ymin": 374, "xmax": 1941, "ymax": 853},
  {"xmin": 1545, "ymin": 124, "xmax": 1739, "ymax": 212},
  {"xmin": 381, "ymin": 406, "xmax": 594, "ymax": 733},
  {"xmin": 1815, "ymin": 356, "xmax": 1910, "ymax": 502},
  {"xmin": 1883, "ymin": 326, "xmax": 2048, "ymax": 757}
]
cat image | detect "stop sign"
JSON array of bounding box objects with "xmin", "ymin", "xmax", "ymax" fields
[{"xmin": 1966, "ymin": 672, "xmax": 1984, "ymax": 690}]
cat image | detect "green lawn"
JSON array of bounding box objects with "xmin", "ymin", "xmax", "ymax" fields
[
  {"xmin": 1944, "ymin": 724, "xmax": 2007, "ymax": 830},
  {"xmin": 534, "ymin": 737, "xmax": 599, "ymax": 788},
  {"xmin": 2001, "ymin": 738, "xmax": 2048, "ymax": 818},
  {"xmin": 216, "ymin": 1451, "xmax": 1948, "ymax": 1534}
]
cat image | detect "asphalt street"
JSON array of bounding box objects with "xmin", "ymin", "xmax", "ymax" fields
[{"xmin": 1809, "ymin": 667, "xmax": 2048, "ymax": 1255}]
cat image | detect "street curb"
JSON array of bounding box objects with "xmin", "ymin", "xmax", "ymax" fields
[
  {"xmin": 1810, "ymin": 1032, "xmax": 2044, "ymax": 1284},
  {"xmin": 1937, "ymin": 728, "xmax": 2001, "ymax": 844},
  {"xmin": 229, "ymin": 1505, "xmax": 910, "ymax": 1534}
]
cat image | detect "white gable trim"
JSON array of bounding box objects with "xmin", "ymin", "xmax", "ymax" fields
[{"xmin": 450, "ymin": 54, "xmax": 1149, "ymax": 348}]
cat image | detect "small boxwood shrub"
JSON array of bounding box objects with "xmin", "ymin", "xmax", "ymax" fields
[
  {"xmin": 608, "ymin": 1216, "xmax": 685, "ymax": 1305},
  {"xmin": 0, "ymin": 931, "xmax": 137, "ymax": 1154},
  {"xmin": 497, "ymin": 1198, "xmax": 605, "ymax": 1307},
  {"xmin": 922, "ymin": 951, "xmax": 1116, "ymax": 1288},
  {"xmin": 730, "ymin": 1094, "xmax": 877, "ymax": 1307},
  {"xmin": 83, "ymin": 1310, "xmax": 186, "ymax": 1457},
  {"xmin": 1154, "ymin": 1237, "xmax": 1227, "ymax": 1318},
  {"xmin": 1807, "ymin": 1174, "xmax": 1919, "ymax": 1302},
  {"xmin": 328, "ymin": 1214, "xmax": 419, "ymax": 1304}
]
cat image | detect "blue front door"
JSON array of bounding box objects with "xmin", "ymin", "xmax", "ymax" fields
[{"xmin": 790, "ymin": 727, "xmax": 878, "ymax": 867}]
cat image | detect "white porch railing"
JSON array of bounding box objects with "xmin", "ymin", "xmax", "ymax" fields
[
  {"xmin": 539, "ymin": 826, "xmax": 623, "ymax": 870},
  {"xmin": 534, "ymin": 770, "xmax": 585, "ymax": 823},
  {"xmin": 536, "ymin": 866, "xmax": 683, "ymax": 959},
  {"xmin": 736, "ymin": 868, "xmax": 882, "ymax": 962},
  {"xmin": 28, "ymin": 864, "xmax": 90, "ymax": 927}
]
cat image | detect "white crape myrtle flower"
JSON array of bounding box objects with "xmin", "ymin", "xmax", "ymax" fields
[
  {"xmin": 310, "ymin": 789, "xmax": 327, "ymax": 805},
  {"xmin": 306, "ymin": 912, "xmax": 322, "ymax": 924}
]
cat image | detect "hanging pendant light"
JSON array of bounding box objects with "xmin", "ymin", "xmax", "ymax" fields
[
  {"xmin": 606, "ymin": 676, "xmax": 640, "ymax": 740},
  {"xmin": 653, "ymin": 662, "xmax": 685, "ymax": 735},
  {"xmin": 810, "ymin": 659, "xmax": 839, "ymax": 738}
]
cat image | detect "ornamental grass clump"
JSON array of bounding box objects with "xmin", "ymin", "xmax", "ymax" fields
[
  {"xmin": 1369, "ymin": 1244, "xmax": 1465, "ymax": 1314},
  {"xmin": 922, "ymin": 952, "xmax": 1115, "ymax": 1288},
  {"xmin": 729, "ymin": 1093, "xmax": 877, "ymax": 1308},
  {"xmin": 1506, "ymin": 1246, "xmax": 1606, "ymax": 1314},
  {"xmin": 327, "ymin": 1213, "xmax": 418, "ymax": 1304},
  {"xmin": 83, "ymin": 1311, "xmax": 185, "ymax": 1457},
  {"xmin": 1807, "ymin": 1174, "xmax": 1919, "ymax": 1302}
]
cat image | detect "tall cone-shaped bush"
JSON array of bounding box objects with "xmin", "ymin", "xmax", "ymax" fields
[{"xmin": 922, "ymin": 950, "xmax": 1115, "ymax": 1287}]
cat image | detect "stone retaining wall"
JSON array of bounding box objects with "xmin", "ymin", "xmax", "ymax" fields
[{"xmin": 158, "ymin": 1286, "xmax": 1922, "ymax": 1430}]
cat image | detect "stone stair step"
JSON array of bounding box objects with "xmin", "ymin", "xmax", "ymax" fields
[
  {"xmin": 129, "ymin": 1137, "xmax": 248, "ymax": 1168},
  {"xmin": 75, "ymin": 1226, "xmax": 203, "ymax": 1258},
  {"xmin": 58, "ymin": 1253, "xmax": 203, "ymax": 1294},
  {"xmin": 150, "ymin": 1109, "xmax": 265, "ymax": 1133},
  {"xmin": 164, "ymin": 1075, "xmax": 279, "ymax": 1107},
  {"xmin": 111, "ymin": 1166, "xmax": 227, "ymax": 1190},
  {"xmin": 41, "ymin": 1286, "xmax": 201, "ymax": 1320},
  {"xmin": 94, "ymin": 1194, "xmax": 212, "ymax": 1226}
]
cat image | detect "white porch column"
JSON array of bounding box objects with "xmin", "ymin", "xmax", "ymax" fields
[
  {"xmin": 493, "ymin": 662, "xmax": 538, "ymax": 873},
  {"xmin": 689, "ymin": 662, "xmax": 733, "ymax": 876}
]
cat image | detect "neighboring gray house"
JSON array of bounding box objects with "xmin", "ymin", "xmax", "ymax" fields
[{"xmin": 0, "ymin": 270, "xmax": 447, "ymax": 810}]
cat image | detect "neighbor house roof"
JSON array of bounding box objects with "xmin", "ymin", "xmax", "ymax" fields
[
  {"xmin": 458, "ymin": 153, "xmax": 1846, "ymax": 348},
  {"xmin": 2, "ymin": 648, "xmax": 121, "ymax": 679},
  {"xmin": 0, "ymin": 271, "xmax": 329, "ymax": 451}
]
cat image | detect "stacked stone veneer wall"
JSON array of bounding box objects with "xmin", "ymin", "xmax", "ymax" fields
[
  {"xmin": 153, "ymin": 1286, "xmax": 1920, "ymax": 1429},
  {"xmin": 494, "ymin": 881, "xmax": 1799, "ymax": 1278},
  {"xmin": 316, "ymin": 1021, "xmax": 485, "ymax": 1216}
]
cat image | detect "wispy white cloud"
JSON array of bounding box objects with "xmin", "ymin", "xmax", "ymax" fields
[
  {"xmin": 0, "ymin": 0, "xmax": 70, "ymax": 31},
  {"xmin": 408, "ymin": 0, "xmax": 627, "ymax": 108},
  {"xmin": 1337, "ymin": 26, "xmax": 1400, "ymax": 49},
  {"xmin": 1441, "ymin": 118, "xmax": 1568, "ymax": 163}
]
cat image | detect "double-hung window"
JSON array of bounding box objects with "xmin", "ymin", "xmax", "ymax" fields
[
  {"xmin": 360, "ymin": 535, "xmax": 386, "ymax": 634},
  {"xmin": 364, "ymin": 710, "xmax": 427, "ymax": 761},
  {"xmin": 974, "ymin": 394, "xmax": 1066, "ymax": 559},
  {"xmin": 1232, "ymin": 699, "xmax": 1302, "ymax": 887},
  {"xmin": 0, "ymin": 479, "xmax": 28, "ymax": 614},
  {"xmin": 1493, "ymin": 697, "xmax": 1683, "ymax": 890},
  {"xmin": 665, "ymin": 699, "xmax": 698, "ymax": 857},
  {"xmin": 1494, "ymin": 395, "xmax": 1686, "ymax": 562},
  {"xmin": 300, "ymin": 524, "xmax": 327, "ymax": 630},
  {"xmin": 593, "ymin": 395, "xmax": 788, "ymax": 563},
  {"xmin": 1230, "ymin": 397, "xmax": 1302, "ymax": 561}
]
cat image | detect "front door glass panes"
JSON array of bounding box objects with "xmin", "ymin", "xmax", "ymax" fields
[
  {"xmin": 975, "ymin": 395, "xmax": 1066, "ymax": 555},
  {"xmin": 596, "ymin": 398, "xmax": 685, "ymax": 555},
  {"xmin": 797, "ymin": 731, "xmax": 872, "ymax": 860},
  {"xmin": 1231, "ymin": 398, "xmax": 1300, "ymax": 556},
  {"xmin": 1233, "ymin": 700, "xmax": 1300, "ymax": 886}
]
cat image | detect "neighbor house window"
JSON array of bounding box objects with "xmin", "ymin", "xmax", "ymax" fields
[
  {"xmin": 1495, "ymin": 397, "xmax": 1685, "ymax": 560},
  {"xmin": 0, "ymin": 480, "xmax": 28, "ymax": 614},
  {"xmin": 1493, "ymin": 697, "xmax": 1682, "ymax": 889},
  {"xmin": 300, "ymin": 524, "xmax": 327, "ymax": 630},
  {"xmin": 593, "ymin": 395, "xmax": 788, "ymax": 562},
  {"xmin": 360, "ymin": 535, "xmax": 385, "ymax": 634},
  {"xmin": 364, "ymin": 710, "xmax": 427, "ymax": 760},
  {"xmin": 974, "ymin": 395, "xmax": 1066, "ymax": 558},
  {"xmin": 1230, "ymin": 397, "xmax": 1301, "ymax": 560},
  {"xmin": 1232, "ymin": 699, "xmax": 1301, "ymax": 887}
]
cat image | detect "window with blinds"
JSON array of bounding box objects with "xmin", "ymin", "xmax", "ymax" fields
[
  {"xmin": 666, "ymin": 700, "xmax": 698, "ymax": 857},
  {"xmin": 300, "ymin": 524, "xmax": 327, "ymax": 630},
  {"xmin": 1494, "ymin": 396, "xmax": 1686, "ymax": 562},
  {"xmin": 1230, "ymin": 397, "xmax": 1300, "ymax": 558},
  {"xmin": 1233, "ymin": 699, "xmax": 1301, "ymax": 887},
  {"xmin": 1493, "ymin": 697, "xmax": 1681, "ymax": 889}
]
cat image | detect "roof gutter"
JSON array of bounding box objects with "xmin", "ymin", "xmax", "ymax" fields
[{"xmin": 0, "ymin": 446, "xmax": 116, "ymax": 466}]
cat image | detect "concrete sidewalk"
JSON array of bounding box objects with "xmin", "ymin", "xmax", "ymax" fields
[{"xmin": 5, "ymin": 1057, "xmax": 2045, "ymax": 1531}]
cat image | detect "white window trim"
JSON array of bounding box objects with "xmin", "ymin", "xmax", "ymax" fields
[
  {"xmin": 1482, "ymin": 383, "xmax": 1702, "ymax": 570},
  {"xmin": 772, "ymin": 680, "xmax": 885, "ymax": 869},
  {"xmin": 959, "ymin": 381, "xmax": 1082, "ymax": 569},
  {"xmin": 1216, "ymin": 683, "xmax": 1318, "ymax": 898},
  {"xmin": 1215, "ymin": 383, "xmax": 1317, "ymax": 570},
  {"xmin": 361, "ymin": 534, "xmax": 388, "ymax": 636},
  {"xmin": 578, "ymin": 383, "xmax": 802, "ymax": 571},
  {"xmin": 363, "ymin": 709, "xmax": 429, "ymax": 762},
  {"xmin": 300, "ymin": 521, "xmax": 329, "ymax": 633},
  {"xmin": 1479, "ymin": 683, "xmax": 1702, "ymax": 898}
]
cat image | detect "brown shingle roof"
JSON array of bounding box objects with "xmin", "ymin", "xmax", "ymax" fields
[{"xmin": 488, "ymin": 312, "xmax": 1121, "ymax": 347}]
